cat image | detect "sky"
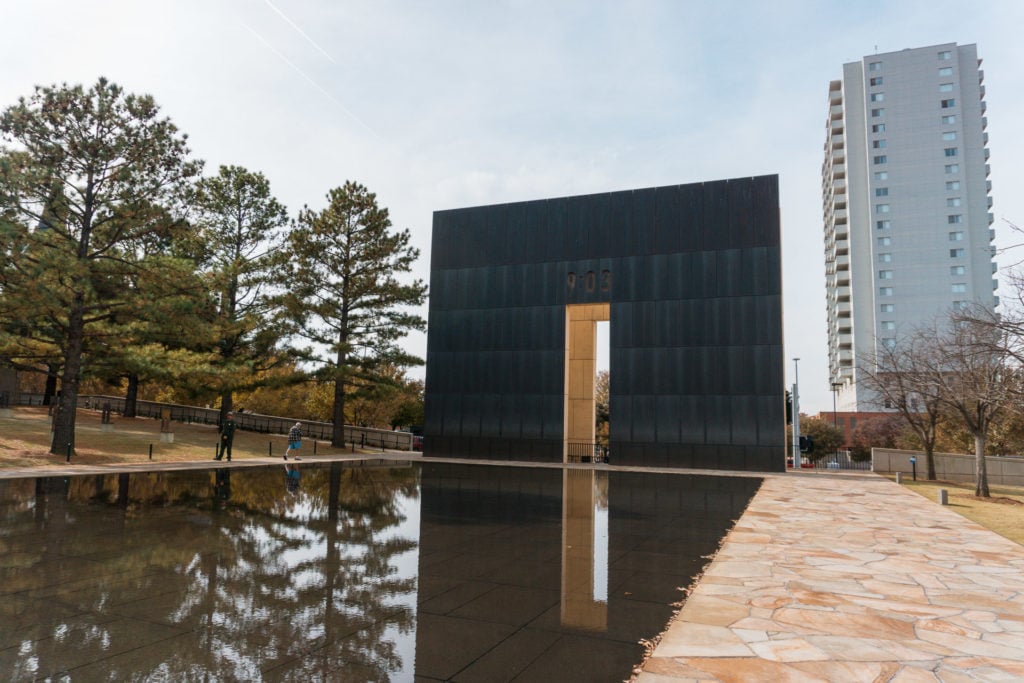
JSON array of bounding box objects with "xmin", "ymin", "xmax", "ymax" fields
[{"xmin": 2, "ymin": 0, "xmax": 1023, "ymax": 415}]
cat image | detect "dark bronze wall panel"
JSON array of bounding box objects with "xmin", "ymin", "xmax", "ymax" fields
[{"xmin": 425, "ymin": 176, "xmax": 784, "ymax": 472}]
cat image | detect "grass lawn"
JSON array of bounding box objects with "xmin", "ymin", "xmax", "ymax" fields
[
  {"xmin": 886, "ymin": 474, "xmax": 1024, "ymax": 546},
  {"xmin": 0, "ymin": 406, "xmax": 375, "ymax": 468}
]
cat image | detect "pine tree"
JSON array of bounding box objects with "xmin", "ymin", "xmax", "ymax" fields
[
  {"xmin": 193, "ymin": 165, "xmax": 293, "ymax": 422},
  {"xmin": 283, "ymin": 182, "xmax": 426, "ymax": 446},
  {"xmin": 0, "ymin": 79, "xmax": 201, "ymax": 454}
]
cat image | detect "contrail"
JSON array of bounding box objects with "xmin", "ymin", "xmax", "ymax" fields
[
  {"xmin": 263, "ymin": 0, "xmax": 336, "ymax": 64},
  {"xmin": 242, "ymin": 22, "xmax": 378, "ymax": 139}
]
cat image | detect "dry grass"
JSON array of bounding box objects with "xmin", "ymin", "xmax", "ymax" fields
[
  {"xmin": 888, "ymin": 474, "xmax": 1024, "ymax": 546},
  {"xmin": 0, "ymin": 406, "xmax": 370, "ymax": 469}
]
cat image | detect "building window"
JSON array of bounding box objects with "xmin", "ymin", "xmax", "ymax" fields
[
  {"xmin": 946, "ymin": 180, "xmax": 961, "ymax": 190},
  {"xmin": 947, "ymin": 197, "xmax": 961, "ymax": 207},
  {"xmin": 870, "ymin": 76, "xmax": 884, "ymax": 86},
  {"xmin": 882, "ymin": 338, "xmax": 897, "ymax": 349},
  {"xmin": 942, "ymin": 114, "xmax": 957, "ymax": 124},
  {"xmin": 876, "ymin": 220, "xmax": 891, "ymax": 230},
  {"xmin": 939, "ymin": 83, "xmax": 954, "ymax": 93},
  {"xmin": 950, "ymin": 248, "xmax": 965, "ymax": 257},
  {"xmin": 952, "ymin": 283, "xmax": 967, "ymax": 293},
  {"xmin": 939, "ymin": 66, "xmax": 953, "ymax": 76},
  {"xmin": 876, "ymin": 204, "xmax": 890, "ymax": 213},
  {"xmin": 948, "ymin": 215, "xmax": 963, "ymax": 224},
  {"xmin": 880, "ymin": 303, "xmax": 895, "ymax": 313},
  {"xmin": 869, "ymin": 61, "xmax": 882, "ymax": 71},
  {"xmin": 944, "ymin": 147, "xmax": 958, "ymax": 157},
  {"xmin": 881, "ymin": 321, "xmax": 896, "ymax": 331},
  {"xmin": 872, "ymin": 108, "xmax": 885, "ymax": 117},
  {"xmin": 870, "ymin": 92, "xmax": 885, "ymax": 102},
  {"xmin": 879, "ymin": 253, "xmax": 893, "ymax": 263},
  {"xmin": 945, "ymin": 164, "xmax": 960, "ymax": 174},
  {"xmin": 951, "ymin": 265, "xmax": 966, "ymax": 275},
  {"xmin": 880, "ymin": 287, "xmax": 893, "ymax": 296},
  {"xmin": 874, "ymin": 155, "xmax": 888, "ymax": 164},
  {"xmin": 949, "ymin": 231, "xmax": 964, "ymax": 241},
  {"xmin": 942, "ymin": 132, "xmax": 957, "ymax": 141},
  {"xmin": 875, "ymin": 187, "xmax": 889, "ymax": 196},
  {"xmin": 938, "ymin": 50, "xmax": 952, "ymax": 60},
  {"xmin": 875, "ymin": 171, "xmax": 888, "ymax": 180},
  {"xmin": 941, "ymin": 98, "xmax": 956, "ymax": 108},
  {"xmin": 873, "ymin": 140, "xmax": 887, "ymax": 149},
  {"xmin": 953, "ymin": 300, "xmax": 968, "ymax": 310},
  {"xmin": 878, "ymin": 236, "xmax": 891, "ymax": 246},
  {"xmin": 872, "ymin": 123, "xmax": 886, "ymax": 133},
  {"xmin": 879, "ymin": 270, "xmax": 893, "ymax": 280}
]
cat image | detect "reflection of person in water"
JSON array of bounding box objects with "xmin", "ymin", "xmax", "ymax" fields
[
  {"xmin": 214, "ymin": 468, "xmax": 231, "ymax": 507},
  {"xmin": 284, "ymin": 463, "xmax": 301, "ymax": 493}
]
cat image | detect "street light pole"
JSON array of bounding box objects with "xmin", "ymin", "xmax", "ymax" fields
[
  {"xmin": 792, "ymin": 358, "xmax": 801, "ymax": 468},
  {"xmin": 831, "ymin": 381, "xmax": 842, "ymax": 463}
]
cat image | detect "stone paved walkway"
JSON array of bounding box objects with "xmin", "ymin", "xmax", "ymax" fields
[{"xmin": 639, "ymin": 473, "xmax": 1024, "ymax": 682}]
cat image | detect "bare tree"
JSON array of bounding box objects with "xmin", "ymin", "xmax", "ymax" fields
[
  {"xmin": 858, "ymin": 334, "xmax": 945, "ymax": 480},
  {"xmin": 915, "ymin": 313, "xmax": 1017, "ymax": 497}
]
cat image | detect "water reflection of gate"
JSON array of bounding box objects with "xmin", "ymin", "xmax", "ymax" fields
[{"xmin": 561, "ymin": 469, "xmax": 608, "ymax": 630}]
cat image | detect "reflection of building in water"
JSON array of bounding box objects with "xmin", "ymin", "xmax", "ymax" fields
[{"xmin": 561, "ymin": 469, "xmax": 608, "ymax": 631}]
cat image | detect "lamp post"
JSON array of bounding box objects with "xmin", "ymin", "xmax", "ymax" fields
[
  {"xmin": 792, "ymin": 358, "xmax": 801, "ymax": 468},
  {"xmin": 831, "ymin": 381, "xmax": 842, "ymax": 462}
]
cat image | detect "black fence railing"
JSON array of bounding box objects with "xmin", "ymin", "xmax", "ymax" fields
[
  {"xmin": 566, "ymin": 442, "xmax": 609, "ymax": 464},
  {"xmin": 11, "ymin": 393, "xmax": 413, "ymax": 451}
]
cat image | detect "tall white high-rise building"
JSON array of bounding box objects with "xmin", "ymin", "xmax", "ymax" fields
[{"xmin": 822, "ymin": 42, "xmax": 996, "ymax": 411}]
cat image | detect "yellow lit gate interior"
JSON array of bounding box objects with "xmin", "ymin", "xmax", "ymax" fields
[{"xmin": 564, "ymin": 303, "xmax": 609, "ymax": 463}]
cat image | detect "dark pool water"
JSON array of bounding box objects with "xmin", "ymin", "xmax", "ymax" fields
[{"xmin": 0, "ymin": 461, "xmax": 761, "ymax": 682}]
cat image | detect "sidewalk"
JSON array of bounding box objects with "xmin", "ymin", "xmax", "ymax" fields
[{"xmin": 639, "ymin": 473, "xmax": 1024, "ymax": 682}]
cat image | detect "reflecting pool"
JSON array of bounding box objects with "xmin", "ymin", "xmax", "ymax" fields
[{"xmin": 0, "ymin": 462, "xmax": 761, "ymax": 682}]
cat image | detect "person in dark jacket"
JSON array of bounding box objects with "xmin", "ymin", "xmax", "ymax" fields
[{"xmin": 215, "ymin": 411, "xmax": 237, "ymax": 461}]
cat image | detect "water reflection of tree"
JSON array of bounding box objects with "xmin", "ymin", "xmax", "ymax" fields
[{"xmin": 0, "ymin": 464, "xmax": 419, "ymax": 681}]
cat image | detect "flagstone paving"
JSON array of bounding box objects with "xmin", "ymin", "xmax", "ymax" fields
[{"xmin": 639, "ymin": 473, "xmax": 1024, "ymax": 683}]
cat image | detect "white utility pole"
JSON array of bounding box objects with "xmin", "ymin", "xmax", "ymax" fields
[{"xmin": 792, "ymin": 358, "xmax": 801, "ymax": 468}]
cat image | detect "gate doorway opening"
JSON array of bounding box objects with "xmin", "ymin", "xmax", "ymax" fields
[{"xmin": 564, "ymin": 303, "xmax": 610, "ymax": 463}]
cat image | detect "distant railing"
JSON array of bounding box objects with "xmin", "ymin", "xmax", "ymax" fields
[
  {"xmin": 12, "ymin": 393, "xmax": 413, "ymax": 451},
  {"xmin": 566, "ymin": 441, "xmax": 609, "ymax": 464},
  {"xmin": 795, "ymin": 450, "xmax": 872, "ymax": 471}
]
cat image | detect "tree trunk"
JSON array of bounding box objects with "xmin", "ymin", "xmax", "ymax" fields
[
  {"xmin": 50, "ymin": 298, "xmax": 85, "ymax": 455},
  {"xmin": 219, "ymin": 392, "xmax": 233, "ymax": 425},
  {"xmin": 124, "ymin": 373, "xmax": 139, "ymax": 418},
  {"xmin": 924, "ymin": 446, "xmax": 936, "ymax": 481},
  {"xmin": 43, "ymin": 367, "xmax": 58, "ymax": 406},
  {"xmin": 974, "ymin": 434, "xmax": 990, "ymax": 497},
  {"xmin": 331, "ymin": 332, "xmax": 347, "ymax": 447},
  {"xmin": 331, "ymin": 373, "xmax": 346, "ymax": 447}
]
